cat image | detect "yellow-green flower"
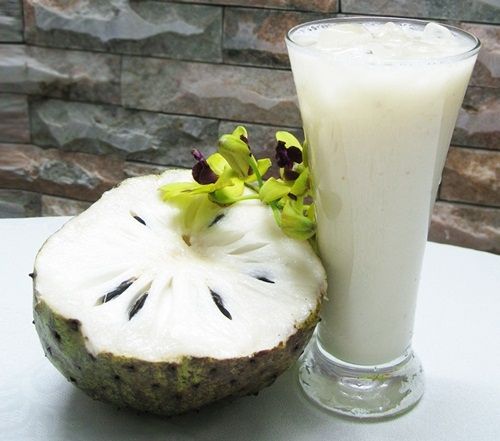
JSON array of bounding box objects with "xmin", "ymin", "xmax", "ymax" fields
[
  {"xmin": 218, "ymin": 126, "xmax": 252, "ymax": 179},
  {"xmin": 159, "ymin": 125, "xmax": 317, "ymax": 242}
]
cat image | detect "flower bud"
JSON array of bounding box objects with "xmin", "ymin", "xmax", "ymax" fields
[
  {"xmin": 218, "ymin": 134, "xmax": 251, "ymax": 178},
  {"xmin": 281, "ymin": 200, "xmax": 315, "ymax": 240}
]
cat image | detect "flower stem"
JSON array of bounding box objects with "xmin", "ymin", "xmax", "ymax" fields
[
  {"xmin": 244, "ymin": 182, "xmax": 259, "ymax": 193},
  {"xmin": 248, "ymin": 156, "xmax": 264, "ymax": 188},
  {"xmin": 270, "ymin": 202, "xmax": 281, "ymax": 226},
  {"xmin": 234, "ymin": 194, "xmax": 260, "ymax": 202}
]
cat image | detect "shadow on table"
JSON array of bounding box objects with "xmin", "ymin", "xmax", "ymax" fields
[
  {"xmin": 56, "ymin": 366, "xmax": 498, "ymax": 441},
  {"xmin": 55, "ymin": 367, "xmax": 343, "ymax": 441}
]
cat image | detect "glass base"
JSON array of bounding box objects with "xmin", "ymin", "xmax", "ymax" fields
[{"xmin": 298, "ymin": 337, "xmax": 424, "ymax": 419}]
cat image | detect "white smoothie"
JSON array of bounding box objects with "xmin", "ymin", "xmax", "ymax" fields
[{"xmin": 287, "ymin": 21, "xmax": 478, "ymax": 365}]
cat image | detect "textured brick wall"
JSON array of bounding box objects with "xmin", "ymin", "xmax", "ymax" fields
[{"xmin": 0, "ymin": 0, "xmax": 498, "ymax": 254}]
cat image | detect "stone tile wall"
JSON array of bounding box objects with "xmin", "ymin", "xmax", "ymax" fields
[{"xmin": 0, "ymin": 0, "xmax": 498, "ymax": 254}]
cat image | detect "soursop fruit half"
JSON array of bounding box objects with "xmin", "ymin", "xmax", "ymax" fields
[{"xmin": 32, "ymin": 169, "xmax": 326, "ymax": 416}]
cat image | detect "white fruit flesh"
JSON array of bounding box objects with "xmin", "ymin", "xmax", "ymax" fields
[{"xmin": 34, "ymin": 169, "xmax": 326, "ymax": 362}]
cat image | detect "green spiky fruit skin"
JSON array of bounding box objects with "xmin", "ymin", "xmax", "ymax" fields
[{"xmin": 33, "ymin": 293, "xmax": 320, "ymax": 416}]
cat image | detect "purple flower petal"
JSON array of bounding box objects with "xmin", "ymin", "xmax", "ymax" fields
[
  {"xmin": 276, "ymin": 141, "xmax": 292, "ymax": 168},
  {"xmin": 192, "ymin": 160, "xmax": 218, "ymax": 185},
  {"xmin": 191, "ymin": 148, "xmax": 218, "ymax": 184},
  {"xmin": 191, "ymin": 149, "xmax": 205, "ymax": 162},
  {"xmin": 275, "ymin": 141, "xmax": 303, "ymax": 169},
  {"xmin": 284, "ymin": 168, "xmax": 300, "ymax": 181},
  {"xmin": 287, "ymin": 146, "xmax": 303, "ymax": 164}
]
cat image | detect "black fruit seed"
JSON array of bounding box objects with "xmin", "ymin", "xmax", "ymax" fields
[
  {"xmin": 133, "ymin": 215, "xmax": 146, "ymax": 226},
  {"xmin": 256, "ymin": 275, "xmax": 275, "ymax": 284},
  {"xmin": 129, "ymin": 293, "xmax": 148, "ymax": 320},
  {"xmin": 132, "ymin": 215, "xmax": 146, "ymax": 225},
  {"xmin": 182, "ymin": 234, "xmax": 192, "ymax": 247},
  {"xmin": 209, "ymin": 213, "xmax": 225, "ymax": 227},
  {"xmin": 100, "ymin": 278, "xmax": 135, "ymax": 304},
  {"xmin": 209, "ymin": 289, "xmax": 232, "ymax": 320},
  {"xmin": 53, "ymin": 331, "xmax": 61, "ymax": 342}
]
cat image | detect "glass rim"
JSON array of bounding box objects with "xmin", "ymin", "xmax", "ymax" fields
[{"xmin": 286, "ymin": 16, "xmax": 481, "ymax": 64}]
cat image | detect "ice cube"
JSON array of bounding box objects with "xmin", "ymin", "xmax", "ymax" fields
[
  {"xmin": 401, "ymin": 23, "xmax": 420, "ymax": 39},
  {"xmin": 422, "ymin": 22, "xmax": 454, "ymax": 44},
  {"xmin": 371, "ymin": 21, "xmax": 410, "ymax": 49},
  {"xmin": 292, "ymin": 31, "xmax": 317, "ymax": 47},
  {"xmin": 375, "ymin": 22, "xmax": 400, "ymax": 38},
  {"xmin": 317, "ymin": 24, "xmax": 372, "ymax": 50}
]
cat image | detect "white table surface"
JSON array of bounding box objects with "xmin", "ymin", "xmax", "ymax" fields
[{"xmin": 1, "ymin": 216, "xmax": 499, "ymax": 441}]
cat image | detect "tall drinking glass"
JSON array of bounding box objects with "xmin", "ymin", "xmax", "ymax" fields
[{"xmin": 286, "ymin": 17, "xmax": 479, "ymax": 418}]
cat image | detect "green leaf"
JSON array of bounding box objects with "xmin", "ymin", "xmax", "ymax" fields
[
  {"xmin": 281, "ymin": 200, "xmax": 315, "ymax": 240},
  {"xmin": 210, "ymin": 178, "xmax": 245, "ymax": 205},
  {"xmin": 160, "ymin": 182, "xmax": 197, "ymax": 200},
  {"xmin": 306, "ymin": 203, "xmax": 316, "ymax": 222},
  {"xmin": 256, "ymin": 158, "xmax": 272, "ymax": 177},
  {"xmin": 218, "ymin": 134, "xmax": 251, "ymax": 178},
  {"xmin": 232, "ymin": 125, "xmax": 248, "ymax": 140},
  {"xmin": 276, "ymin": 131, "xmax": 302, "ymax": 150},
  {"xmin": 290, "ymin": 168, "xmax": 309, "ymax": 197},
  {"xmin": 259, "ymin": 178, "xmax": 291, "ymax": 203},
  {"xmin": 160, "ymin": 181, "xmax": 217, "ymax": 200},
  {"xmin": 182, "ymin": 194, "xmax": 221, "ymax": 233},
  {"xmin": 160, "ymin": 179, "xmax": 225, "ymax": 200},
  {"xmin": 206, "ymin": 153, "xmax": 229, "ymax": 176},
  {"xmin": 216, "ymin": 163, "xmax": 238, "ymax": 185},
  {"xmin": 246, "ymin": 158, "xmax": 271, "ymax": 183}
]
